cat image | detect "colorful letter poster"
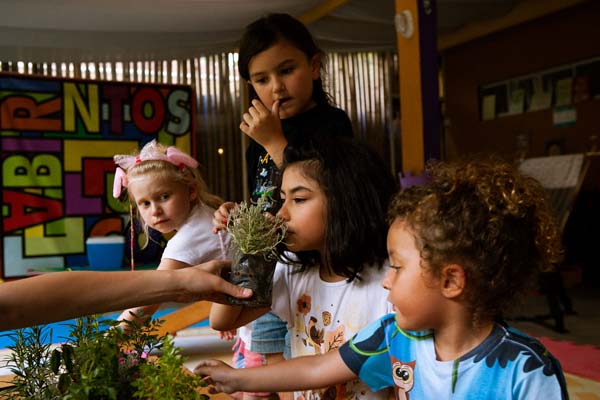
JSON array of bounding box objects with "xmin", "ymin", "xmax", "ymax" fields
[{"xmin": 0, "ymin": 73, "xmax": 196, "ymax": 278}]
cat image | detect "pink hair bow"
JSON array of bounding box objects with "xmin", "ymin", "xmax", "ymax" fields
[
  {"xmin": 166, "ymin": 146, "xmax": 199, "ymax": 169},
  {"xmin": 113, "ymin": 167, "xmax": 128, "ymax": 198},
  {"xmin": 112, "ymin": 140, "xmax": 199, "ymax": 198}
]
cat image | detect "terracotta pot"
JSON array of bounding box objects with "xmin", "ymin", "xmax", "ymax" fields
[{"xmin": 226, "ymin": 253, "xmax": 276, "ymax": 307}]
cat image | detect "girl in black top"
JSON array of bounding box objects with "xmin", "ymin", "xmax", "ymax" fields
[{"xmin": 212, "ymin": 13, "xmax": 352, "ymax": 400}]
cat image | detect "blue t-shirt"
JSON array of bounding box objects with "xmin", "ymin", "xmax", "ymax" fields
[{"xmin": 339, "ymin": 314, "xmax": 568, "ymax": 399}]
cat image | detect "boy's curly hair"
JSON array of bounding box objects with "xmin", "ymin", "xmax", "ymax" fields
[{"xmin": 388, "ymin": 159, "xmax": 563, "ymax": 325}]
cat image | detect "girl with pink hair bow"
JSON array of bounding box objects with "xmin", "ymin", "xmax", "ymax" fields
[{"xmin": 113, "ymin": 140, "xmax": 230, "ymax": 330}]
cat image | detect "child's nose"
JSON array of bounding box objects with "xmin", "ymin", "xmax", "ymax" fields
[
  {"xmin": 276, "ymin": 204, "xmax": 289, "ymax": 221},
  {"xmin": 151, "ymin": 204, "xmax": 162, "ymax": 215},
  {"xmin": 272, "ymin": 76, "xmax": 285, "ymax": 93},
  {"xmin": 381, "ymin": 271, "xmax": 392, "ymax": 290}
]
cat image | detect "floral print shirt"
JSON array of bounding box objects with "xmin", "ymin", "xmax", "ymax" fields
[{"xmin": 271, "ymin": 261, "xmax": 393, "ymax": 400}]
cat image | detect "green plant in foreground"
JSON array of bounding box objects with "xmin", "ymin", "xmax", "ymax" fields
[
  {"xmin": 3, "ymin": 326, "xmax": 57, "ymax": 399},
  {"xmin": 132, "ymin": 336, "xmax": 208, "ymax": 400},
  {"xmin": 226, "ymin": 194, "xmax": 287, "ymax": 259},
  {"xmin": 1, "ymin": 315, "xmax": 208, "ymax": 399}
]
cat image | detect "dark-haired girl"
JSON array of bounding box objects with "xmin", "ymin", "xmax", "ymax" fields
[{"xmin": 211, "ymin": 138, "xmax": 397, "ymax": 399}]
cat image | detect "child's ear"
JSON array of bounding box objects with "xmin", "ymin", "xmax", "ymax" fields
[
  {"xmin": 310, "ymin": 54, "xmax": 321, "ymax": 80},
  {"xmin": 189, "ymin": 184, "xmax": 198, "ymax": 202},
  {"xmin": 440, "ymin": 264, "xmax": 465, "ymax": 299}
]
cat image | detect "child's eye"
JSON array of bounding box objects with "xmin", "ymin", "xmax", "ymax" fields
[
  {"xmin": 139, "ymin": 201, "xmax": 150, "ymax": 208},
  {"xmin": 389, "ymin": 265, "xmax": 403, "ymax": 271},
  {"xmin": 280, "ymin": 67, "xmax": 294, "ymax": 75},
  {"xmin": 253, "ymin": 77, "xmax": 267, "ymax": 85},
  {"xmin": 160, "ymin": 193, "xmax": 170, "ymax": 201},
  {"xmin": 293, "ymin": 197, "xmax": 306, "ymax": 203}
]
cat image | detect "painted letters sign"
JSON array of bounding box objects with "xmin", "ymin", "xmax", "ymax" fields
[{"xmin": 0, "ymin": 73, "xmax": 195, "ymax": 278}]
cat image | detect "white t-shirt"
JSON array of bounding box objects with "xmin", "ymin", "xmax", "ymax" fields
[
  {"xmin": 161, "ymin": 203, "xmax": 225, "ymax": 265},
  {"xmin": 271, "ymin": 260, "xmax": 393, "ymax": 400},
  {"xmin": 162, "ymin": 206, "xmax": 254, "ymax": 352}
]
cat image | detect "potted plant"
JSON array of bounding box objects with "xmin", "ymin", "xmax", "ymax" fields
[
  {"xmin": 225, "ymin": 194, "xmax": 287, "ymax": 307},
  {"xmin": 1, "ymin": 315, "xmax": 209, "ymax": 399}
]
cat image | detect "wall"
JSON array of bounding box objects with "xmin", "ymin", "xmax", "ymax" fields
[
  {"xmin": 443, "ymin": 2, "xmax": 600, "ymax": 160},
  {"xmin": 0, "ymin": 73, "xmax": 195, "ymax": 278}
]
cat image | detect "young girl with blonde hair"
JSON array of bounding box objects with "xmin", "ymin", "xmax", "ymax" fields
[{"xmin": 113, "ymin": 139, "xmax": 227, "ymax": 327}]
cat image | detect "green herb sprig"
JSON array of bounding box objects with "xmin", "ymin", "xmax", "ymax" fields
[{"xmin": 226, "ymin": 194, "xmax": 287, "ymax": 259}]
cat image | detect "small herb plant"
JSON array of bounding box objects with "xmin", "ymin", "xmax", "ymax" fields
[
  {"xmin": 223, "ymin": 194, "xmax": 288, "ymax": 307},
  {"xmin": 1, "ymin": 315, "xmax": 208, "ymax": 400},
  {"xmin": 226, "ymin": 194, "xmax": 287, "ymax": 259}
]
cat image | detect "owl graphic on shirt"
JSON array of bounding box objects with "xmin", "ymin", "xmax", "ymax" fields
[{"xmin": 390, "ymin": 356, "xmax": 416, "ymax": 400}]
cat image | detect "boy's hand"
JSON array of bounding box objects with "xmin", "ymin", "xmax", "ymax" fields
[
  {"xmin": 213, "ymin": 202, "xmax": 237, "ymax": 233},
  {"xmin": 194, "ymin": 359, "xmax": 240, "ymax": 394}
]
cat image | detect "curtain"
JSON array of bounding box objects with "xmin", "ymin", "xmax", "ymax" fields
[{"xmin": 1, "ymin": 52, "xmax": 398, "ymax": 201}]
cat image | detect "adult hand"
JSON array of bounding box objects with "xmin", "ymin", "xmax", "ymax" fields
[
  {"xmin": 177, "ymin": 260, "xmax": 251, "ymax": 304},
  {"xmin": 194, "ymin": 359, "xmax": 240, "ymax": 394},
  {"xmin": 213, "ymin": 201, "xmax": 237, "ymax": 233}
]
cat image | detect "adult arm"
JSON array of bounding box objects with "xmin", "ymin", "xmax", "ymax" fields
[
  {"xmin": 194, "ymin": 349, "xmax": 356, "ymax": 394},
  {"xmin": 0, "ymin": 260, "xmax": 251, "ymax": 331},
  {"xmin": 117, "ymin": 257, "xmax": 190, "ymax": 327}
]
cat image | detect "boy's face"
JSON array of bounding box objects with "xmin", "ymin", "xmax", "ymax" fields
[
  {"xmin": 383, "ymin": 219, "xmax": 445, "ymax": 331},
  {"xmin": 248, "ymin": 40, "xmax": 319, "ymax": 119},
  {"xmin": 276, "ymin": 163, "xmax": 327, "ymax": 254}
]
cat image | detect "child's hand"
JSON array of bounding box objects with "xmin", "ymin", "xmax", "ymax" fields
[
  {"xmin": 213, "ymin": 202, "xmax": 237, "ymax": 233},
  {"xmin": 194, "ymin": 359, "xmax": 240, "ymax": 394},
  {"xmin": 240, "ymin": 99, "xmax": 287, "ymax": 165},
  {"xmin": 218, "ymin": 329, "xmax": 237, "ymax": 341}
]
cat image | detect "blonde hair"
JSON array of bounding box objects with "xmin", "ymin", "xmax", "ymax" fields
[{"xmin": 114, "ymin": 140, "xmax": 222, "ymax": 248}]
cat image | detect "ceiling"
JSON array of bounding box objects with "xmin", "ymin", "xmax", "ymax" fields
[{"xmin": 0, "ymin": 0, "xmax": 541, "ymax": 63}]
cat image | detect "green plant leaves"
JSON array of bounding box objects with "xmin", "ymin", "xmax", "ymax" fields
[
  {"xmin": 2, "ymin": 315, "xmax": 208, "ymax": 399},
  {"xmin": 227, "ymin": 193, "xmax": 287, "ymax": 257}
]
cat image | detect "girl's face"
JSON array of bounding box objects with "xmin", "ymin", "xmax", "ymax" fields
[
  {"xmin": 277, "ymin": 163, "xmax": 327, "ymax": 254},
  {"xmin": 128, "ymin": 174, "xmax": 196, "ymax": 234},
  {"xmin": 248, "ymin": 40, "xmax": 320, "ymax": 119},
  {"xmin": 382, "ymin": 219, "xmax": 445, "ymax": 331}
]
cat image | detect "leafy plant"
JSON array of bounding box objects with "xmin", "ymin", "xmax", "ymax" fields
[
  {"xmin": 132, "ymin": 336, "xmax": 207, "ymax": 399},
  {"xmin": 1, "ymin": 315, "xmax": 208, "ymax": 399},
  {"xmin": 3, "ymin": 326, "xmax": 57, "ymax": 399},
  {"xmin": 226, "ymin": 194, "xmax": 287, "ymax": 259}
]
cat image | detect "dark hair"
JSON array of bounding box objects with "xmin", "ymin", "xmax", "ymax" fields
[
  {"xmin": 238, "ymin": 13, "xmax": 331, "ymax": 105},
  {"xmin": 387, "ymin": 159, "xmax": 563, "ymax": 325},
  {"xmin": 280, "ymin": 137, "xmax": 397, "ymax": 280}
]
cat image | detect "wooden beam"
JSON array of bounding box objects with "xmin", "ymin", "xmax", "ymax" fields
[
  {"xmin": 396, "ymin": 0, "xmax": 423, "ymax": 174},
  {"xmin": 297, "ymin": 0, "xmax": 350, "ymax": 24},
  {"xmin": 439, "ymin": 0, "xmax": 588, "ymax": 50},
  {"xmin": 396, "ymin": 0, "xmax": 440, "ymax": 175},
  {"xmin": 153, "ymin": 301, "xmax": 211, "ymax": 336}
]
